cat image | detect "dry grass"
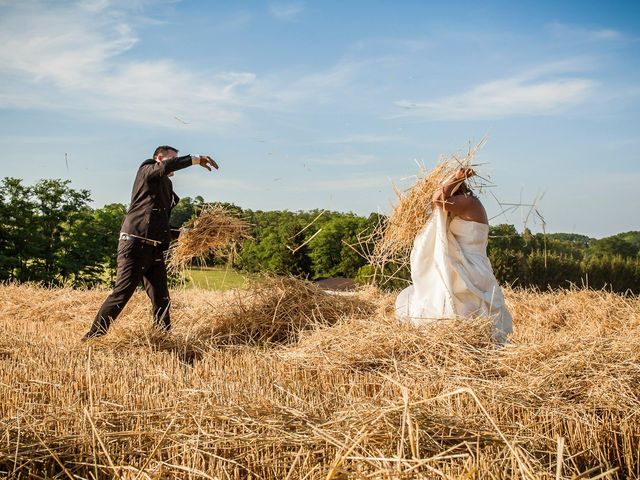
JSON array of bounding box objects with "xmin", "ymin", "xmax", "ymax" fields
[
  {"xmin": 192, "ymin": 277, "xmax": 377, "ymax": 345},
  {"xmin": 0, "ymin": 281, "xmax": 639, "ymax": 479},
  {"xmin": 356, "ymin": 143, "xmax": 488, "ymax": 285},
  {"xmin": 167, "ymin": 204, "xmax": 251, "ymax": 273}
]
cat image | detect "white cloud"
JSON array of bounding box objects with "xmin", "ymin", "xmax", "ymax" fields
[
  {"xmin": 0, "ymin": 2, "xmax": 258, "ymax": 127},
  {"xmin": 0, "ymin": 1, "xmax": 372, "ymax": 127},
  {"xmin": 0, "ymin": 5, "xmax": 138, "ymax": 87},
  {"xmin": 349, "ymin": 37, "xmax": 431, "ymax": 55},
  {"xmin": 591, "ymin": 29, "xmax": 624, "ymax": 41},
  {"xmin": 394, "ymin": 61, "xmax": 595, "ymax": 120},
  {"xmin": 257, "ymin": 61, "xmax": 362, "ymax": 107},
  {"xmin": 269, "ymin": 2, "xmax": 304, "ymax": 21},
  {"xmin": 78, "ymin": 0, "xmax": 111, "ymax": 12},
  {"xmin": 548, "ymin": 22, "xmax": 625, "ymax": 42}
]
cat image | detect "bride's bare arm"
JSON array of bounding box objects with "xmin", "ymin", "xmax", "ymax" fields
[
  {"xmin": 432, "ymin": 168, "xmax": 474, "ymax": 205},
  {"xmin": 432, "ymin": 168, "xmax": 488, "ymax": 223}
]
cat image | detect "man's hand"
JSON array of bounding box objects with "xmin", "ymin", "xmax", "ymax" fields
[{"xmin": 196, "ymin": 155, "xmax": 219, "ymax": 171}]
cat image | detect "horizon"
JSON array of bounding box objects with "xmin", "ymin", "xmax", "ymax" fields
[
  {"xmin": 0, "ymin": 0, "xmax": 639, "ymax": 238},
  {"xmin": 8, "ymin": 173, "xmax": 639, "ymax": 241}
]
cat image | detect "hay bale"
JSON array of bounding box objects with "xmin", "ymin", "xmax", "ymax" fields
[
  {"xmin": 167, "ymin": 204, "xmax": 251, "ymax": 272},
  {"xmin": 198, "ymin": 277, "xmax": 377, "ymax": 345}
]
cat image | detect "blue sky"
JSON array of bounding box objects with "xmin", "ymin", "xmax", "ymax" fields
[{"xmin": 0, "ymin": 0, "xmax": 638, "ymax": 237}]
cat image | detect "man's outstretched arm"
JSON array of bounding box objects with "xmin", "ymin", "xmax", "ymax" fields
[{"xmin": 144, "ymin": 155, "xmax": 219, "ymax": 179}]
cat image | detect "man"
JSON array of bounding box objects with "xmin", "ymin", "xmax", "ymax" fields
[{"xmin": 82, "ymin": 145, "xmax": 218, "ymax": 340}]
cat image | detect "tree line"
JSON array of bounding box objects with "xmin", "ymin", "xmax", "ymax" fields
[{"xmin": 1, "ymin": 178, "xmax": 639, "ymax": 293}]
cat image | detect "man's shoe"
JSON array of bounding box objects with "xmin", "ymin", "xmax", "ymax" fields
[{"xmin": 81, "ymin": 330, "xmax": 106, "ymax": 342}]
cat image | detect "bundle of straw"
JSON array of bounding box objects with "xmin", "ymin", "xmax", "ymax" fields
[
  {"xmin": 198, "ymin": 277, "xmax": 376, "ymax": 345},
  {"xmin": 167, "ymin": 204, "xmax": 251, "ymax": 272},
  {"xmin": 358, "ymin": 142, "xmax": 486, "ymax": 280}
]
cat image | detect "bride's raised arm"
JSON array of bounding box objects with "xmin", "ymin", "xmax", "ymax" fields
[
  {"xmin": 432, "ymin": 168, "xmax": 474, "ymax": 206},
  {"xmin": 432, "ymin": 167, "xmax": 488, "ymax": 224}
]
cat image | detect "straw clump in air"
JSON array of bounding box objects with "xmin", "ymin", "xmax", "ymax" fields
[{"xmin": 167, "ymin": 204, "xmax": 251, "ymax": 272}]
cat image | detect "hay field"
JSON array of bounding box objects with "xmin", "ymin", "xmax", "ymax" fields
[{"xmin": 0, "ymin": 280, "xmax": 638, "ymax": 479}]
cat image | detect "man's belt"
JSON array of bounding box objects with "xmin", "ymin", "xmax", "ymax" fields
[{"xmin": 119, "ymin": 232, "xmax": 161, "ymax": 247}]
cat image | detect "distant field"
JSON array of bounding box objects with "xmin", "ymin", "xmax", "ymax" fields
[{"xmin": 182, "ymin": 266, "xmax": 250, "ymax": 290}]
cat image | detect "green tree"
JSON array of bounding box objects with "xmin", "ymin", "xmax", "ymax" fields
[
  {"xmin": 581, "ymin": 254, "xmax": 640, "ymax": 293},
  {"xmin": 0, "ymin": 178, "xmax": 37, "ymax": 281},
  {"xmin": 487, "ymin": 224, "xmax": 527, "ymax": 285},
  {"xmin": 0, "ymin": 178, "xmax": 99, "ymax": 284},
  {"xmin": 237, "ymin": 219, "xmax": 311, "ymax": 276},
  {"xmin": 488, "ymin": 224, "xmax": 525, "ymax": 251},
  {"xmin": 308, "ymin": 215, "xmax": 368, "ymax": 278},
  {"xmin": 588, "ymin": 235, "xmax": 639, "ymax": 259},
  {"xmin": 63, "ymin": 203, "xmax": 127, "ymax": 285},
  {"xmin": 169, "ymin": 196, "xmax": 205, "ymax": 228},
  {"xmin": 29, "ymin": 179, "xmax": 92, "ymax": 282},
  {"xmin": 525, "ymin": 251, "xmax": 582, "ymax": 289}
]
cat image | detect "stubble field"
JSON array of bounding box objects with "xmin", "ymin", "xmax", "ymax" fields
[{"xmin": 0, "ymin": 279, "xmax": 638, "ymax": 479}]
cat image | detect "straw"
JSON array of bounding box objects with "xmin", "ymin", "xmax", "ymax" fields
[
  {"xmin": 0, "ymin": 283, "xmax": 638, "ymax": 477},
  {"xmin": 167, "ymin": 204, "xmax": 251, "ymax": 272},
  {"xmin": 354, "ymin": 142, "xmax": 488, "ymax": 284}
]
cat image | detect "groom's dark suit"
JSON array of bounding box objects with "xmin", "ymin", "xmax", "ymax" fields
[{"xmin": 86, "ymin": 155, "xmax": 194, "ymax": 337}]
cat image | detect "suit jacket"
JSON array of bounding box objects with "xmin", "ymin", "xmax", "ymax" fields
[{"xmin": 120, "ymin": 155, "xmax": 193, "ymax": 246}]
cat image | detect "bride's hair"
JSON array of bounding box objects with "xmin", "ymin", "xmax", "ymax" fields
[{"xmin": 453, "ymin": 181, "xmax": 475, "ymax": 197}]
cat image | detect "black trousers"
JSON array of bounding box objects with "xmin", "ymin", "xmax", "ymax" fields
[{"xmin": 88, "ymin": 239, "xmax": 171, "ymax": 335}]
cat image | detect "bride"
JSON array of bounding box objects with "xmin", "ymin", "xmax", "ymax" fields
[{"xmin": 395, "ymin": 167, "xmax": 513, "ymax": 343}]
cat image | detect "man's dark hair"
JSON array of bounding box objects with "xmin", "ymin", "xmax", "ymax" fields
[{"xmin": 153, "ymin": 145, "xmax": 179, "ymax": 159}]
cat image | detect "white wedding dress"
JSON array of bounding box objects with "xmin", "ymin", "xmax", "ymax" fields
[{"xmin": 395, "ymin": 208, "xmax": 512, "ymax": 343}]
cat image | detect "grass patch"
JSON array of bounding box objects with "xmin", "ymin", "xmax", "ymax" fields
[{"xmin": 183, "ymin": 266, "xmax": 249, "ymax": 290}]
